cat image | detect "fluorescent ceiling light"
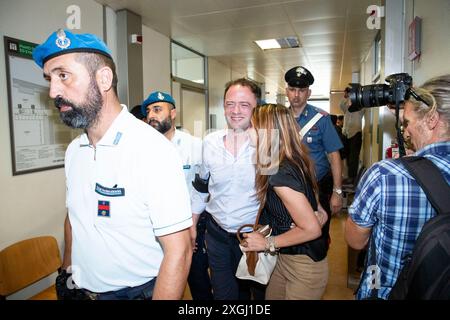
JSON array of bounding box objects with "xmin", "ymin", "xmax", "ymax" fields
[
  {"xmin": 254, "ymin": 37, "xmax": 300, "ymax": 51},
  {"xmin": 254, "ymin": 39, "xmax": 281, "ymax": 50}
]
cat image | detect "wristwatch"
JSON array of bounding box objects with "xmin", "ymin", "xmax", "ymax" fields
[{"xmin": 333, "ymin": 187, "xmax": 343, "ymax": 196}]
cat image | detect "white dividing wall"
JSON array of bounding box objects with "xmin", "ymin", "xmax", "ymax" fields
[
  {"xmin": 359, "ymin": 0, "xmax": 450, "ymax": 167},
  {"xmin": 404, "ymin": 0, "xmax": 450, "ymax": 84},
  {"xmin": 207, "ymin": 59, "xmax": 232, "ymax": 131},
  {"xmin": 142, "ymin": 25, "xmax": 171, "ymax": 97},
  {"xmin": 0, "ymin": 0, "xmax": 104, "ymax": 299}
]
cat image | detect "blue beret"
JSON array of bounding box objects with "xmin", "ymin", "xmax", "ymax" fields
[
  {"xmin": 32, "ymin": 29, "xmax": 112, "ymax": 68},
  {"xmin": 141, "ymin": 91, "xmax": 176, "ymax": 116},
  {"xmin": 285, "ymin": 66, "xmax": 314, "ymax": 88}
]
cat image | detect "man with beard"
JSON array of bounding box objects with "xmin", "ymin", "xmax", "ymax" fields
[
  {"xmin": 142, "ymin": 91, "xmax": 212, "ymax": 300},
  {"xmin": 32, "ymin": 29, "xmax": 192, "ymax": 300}
]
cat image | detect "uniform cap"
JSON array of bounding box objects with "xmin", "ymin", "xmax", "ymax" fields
[
  {"xmin": 141, "ymin": 91, "xmax": 176, "ymax": 116},
  {"xmin": 32, "ymin": 29, "xmax": 112, "ymax": 68},
  {"xmin": 284, "ymin": 66, "xmax": 314, "ymax": 88}
]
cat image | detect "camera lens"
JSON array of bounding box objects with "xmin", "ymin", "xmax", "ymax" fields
[{"xmin": 348, "ymin": 84, "xmax": 391, "ymax": 111}]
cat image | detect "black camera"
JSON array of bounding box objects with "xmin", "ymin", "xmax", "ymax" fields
[{"xmin": 347, "ymin": 73, "xmax": 413, "ymax": 112}]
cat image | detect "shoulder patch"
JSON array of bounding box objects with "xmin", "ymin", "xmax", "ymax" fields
[{"xmin": 310, "ymin": 105, "xmax": 329, "ymax": 116}]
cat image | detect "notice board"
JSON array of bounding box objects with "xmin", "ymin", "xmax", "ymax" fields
[{"xmin": 4, "ymin": 36, "xmax": 80, "ymax": 175}]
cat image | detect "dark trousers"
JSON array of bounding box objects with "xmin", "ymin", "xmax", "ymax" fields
[
  {"xmin": 187, "ymin": 214, "xmax": 213, "ymax": 300},
  {"xmin": 346, "ymin": 131, "xmax": 362, "ymax": 179},
  {"xmin": 82, "ymin": 278, "xmax": 155, "ymax": 300},
  {"xmin": 205, "ymin": 213, "xmax": 266, "ymax": 300},
  {"xmin": 318, "ymin": 172, "xmax": 333, "ymax": 248},
  {"xmin": 56, "ymin": 271, "xmax": 155, "ymax": 300}
]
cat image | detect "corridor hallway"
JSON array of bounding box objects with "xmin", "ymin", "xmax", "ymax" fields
[{"xmin": 322, "ymin": 214, "xmax": 355, "ymax": 300}]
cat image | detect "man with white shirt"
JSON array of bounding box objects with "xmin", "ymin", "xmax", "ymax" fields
[
  {"xmin": 191, "ymin": 78, "xmax": 264, "ymax": 300},
  {"xmin": 33, "ymin": 29, "xmax": 192, "ymax": 300},
  {"xmin": 143, "ymin": 91, "xmax": 213, "ymax": 300}
]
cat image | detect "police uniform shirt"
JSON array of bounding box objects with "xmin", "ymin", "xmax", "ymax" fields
[
  {"xmin": 171, "ymin": 129, "xmax": 202, "ymax": 193},
  {"xmin": 295, "ymin": 104, "xmax": 343, "ymax": 181},
  {"xmin": 65, "ymin": 105, "xmax": 192, "ymax": 293}
]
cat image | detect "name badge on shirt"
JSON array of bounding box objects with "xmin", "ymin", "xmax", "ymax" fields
[
  {"xmin": 307, "ymin": 136, "xmax": 313, "ymax": 143},
  {"xmin": 95, "ymin": 183, "xmax": 125, "ymax": 197},
  {"xmin": 98, "ymin": 200, "xmax": 110, "ymax": 217},
  {"xmin": 183, "ymin": 165, "xmax": 191, "ymax": 170}
]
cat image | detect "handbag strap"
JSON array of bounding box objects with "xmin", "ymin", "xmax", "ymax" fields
[{"xmin": 236, "ymin": 205, "xmax": 265, "ymax": 243}]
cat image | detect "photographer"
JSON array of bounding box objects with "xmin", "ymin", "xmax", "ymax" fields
[{"xmin": 344, "ymin": 74, "xmax": 450, "ymax": 299}]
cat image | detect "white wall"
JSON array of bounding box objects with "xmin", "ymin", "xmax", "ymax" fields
[
  {"xmin": 359, "ymin": 0, "xmax": 450, "ymax": 167},
  {"xmin": 0, "ymin": 0, "xmax": 104, "ymax": 299},
  {"xmin": 207, "ymin": 59, "xmax": 231, "ymax": 130},
  {"xmin": 142, "ymin": 25, "xmax": 171, "ymax": 97},
  {"xmin": 404, "ymin": 0, "xmax": 450, "ymax": 85},
  {"xmin": 105, "ymin": 6, "xmax": 118, "ymax": 64}
]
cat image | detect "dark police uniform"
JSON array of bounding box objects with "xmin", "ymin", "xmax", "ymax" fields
[{"xmin": 296, "ymin": 104, "xmax": 343, "ymax": 181}]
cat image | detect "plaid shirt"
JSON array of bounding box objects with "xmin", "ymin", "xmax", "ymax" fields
[{"xmin": 349, "ymin": 142, "xmax": 450, "ymax": 299}]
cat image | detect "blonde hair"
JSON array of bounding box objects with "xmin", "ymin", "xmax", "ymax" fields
[
  {"xmin": 408, "ymin": 74, "xmax": 450, "ymax": 136},
  {"xmin": 252, "ymin": 103, "xmax": 318, "ymax": 206}
]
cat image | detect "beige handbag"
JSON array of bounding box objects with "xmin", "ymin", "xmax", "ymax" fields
[{"xmin": 235, "ymin": 209, "xmax": 278, "ymax": 285}]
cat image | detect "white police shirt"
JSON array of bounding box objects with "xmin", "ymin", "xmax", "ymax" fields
[
  {"xmin": 65, "ymin": 105, "xmax": 192, "ymax": 293},
  {"xmin": 171, "ymin": 129, "xmax": 202, "ymax": 193}
]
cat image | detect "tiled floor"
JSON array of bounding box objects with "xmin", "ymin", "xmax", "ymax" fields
[{"xmin": 183, "ymin": 213, "xmax": 357, "ymax": 300}]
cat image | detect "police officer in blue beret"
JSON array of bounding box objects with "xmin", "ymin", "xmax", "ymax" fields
[
  {"xmin": 33, "ymin": 29, "xmax": 193, "ymax": 300},
  {"xmin": 285, "ymin": 66, "xmax": 343, "ymax": 289},
  {"xmin": 141, "ymin": 91, "xmax": 176, "ymax": 133}
]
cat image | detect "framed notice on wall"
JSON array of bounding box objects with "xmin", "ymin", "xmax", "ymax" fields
[
  {"xmin": 4, "ymin": 36, "xmax": 80, "ymax": 175},
  {"xmin": 408, "ymin": 16, "xmax": 422, "ymax": 61}
]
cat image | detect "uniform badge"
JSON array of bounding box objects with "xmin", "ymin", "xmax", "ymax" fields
[
  {"xmin": 296, "ymin": 67, "xmax": 306, "ymax": 77},
  {"xmin": 55, "ymin": 29, "xmax": 71, "ymax": 49},
  {"xmin": 157, "ymin": 92, "xmax": 165, "ymax": 100},
  {"xmin": 307, "ymin": 136, "xmax": 312, "ymax": 143},
  {"xmin": 95, "ymin": 183, "xmax": 125, "ymax": 197},
  {"xmin": 98, "ymin": 200, "xmax": 110, "ymax": 217}
]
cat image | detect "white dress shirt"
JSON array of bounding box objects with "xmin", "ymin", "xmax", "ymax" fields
[{"xmin": 191, "ymin": 129, "xmax": 259, "ymax": 233}]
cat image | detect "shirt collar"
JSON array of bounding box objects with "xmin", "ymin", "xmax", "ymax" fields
[
  {"xmin": 79, "ymin": 105, "xmax": 129, "ymax": 147},
  {"xmin": 292, "ymin": 104, "xmax": 311, "ymax": 119},
  {"xmin": 415, "ymin": 141, "xmax": 450, "ymax": 157},
  {"xmin": 171, "ymin": 128, "xmax": 182, "ymax": 145}
]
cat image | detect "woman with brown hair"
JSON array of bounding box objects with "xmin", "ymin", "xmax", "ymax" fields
[{"xmin": 242, "ymin": 103, "xmax": 329, "ymax": 299}]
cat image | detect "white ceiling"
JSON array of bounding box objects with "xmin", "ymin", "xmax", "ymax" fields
[{"xmin": 96, "ymin": 0, "xmax": 381, "ymax": 100}]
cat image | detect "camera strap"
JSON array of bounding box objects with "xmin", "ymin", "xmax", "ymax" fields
[{"xmin": 299, "ymin": 113, "xmax": 323, "ymax": 138}]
